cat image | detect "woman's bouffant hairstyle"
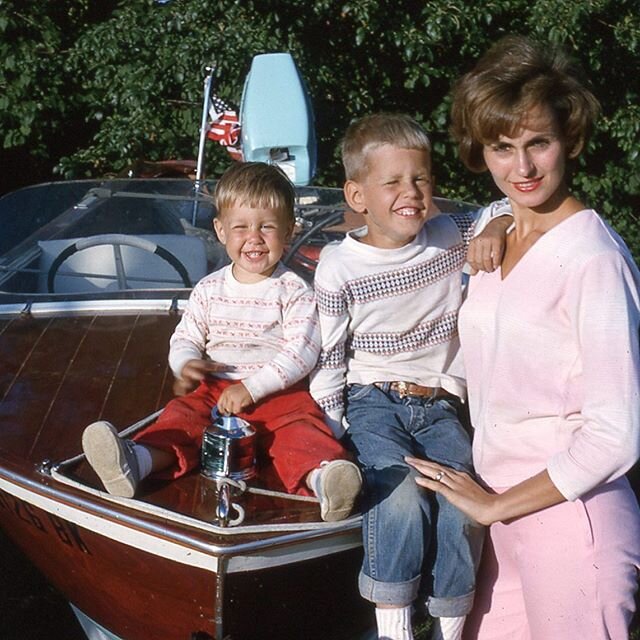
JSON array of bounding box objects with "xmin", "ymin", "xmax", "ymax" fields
[
  {"xmin": 215, "ymin": 161, "xmax": 296, "ymax": 223},
  {"xmin": 341, "ymin": 113, "xmax": 431, "ymax": 181},
  {"xmin": 450, "ymin": 35, "xmax": 601, "ymax": 173}
]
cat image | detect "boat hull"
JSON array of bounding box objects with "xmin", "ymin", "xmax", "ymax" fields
[
  {"xmin": 0, "ymin": 180, "xmax": 379, "ymax": 639},
  {"xmin": 0, "ymin": 467, "xmax": 371, "ymax": 640}
]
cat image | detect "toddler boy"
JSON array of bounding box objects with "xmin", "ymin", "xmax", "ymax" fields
[{"xmin": 83, "ymin": 162, "xmax": 362, "ymax": 522}]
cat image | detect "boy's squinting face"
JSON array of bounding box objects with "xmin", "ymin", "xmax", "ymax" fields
[
  {"xmin": 345, "ymin": 145, "xmax": 434, "ymax": 249},
  {"xmin": 213, "ymin": 204, "xmax": 293, "ymax": 283}
]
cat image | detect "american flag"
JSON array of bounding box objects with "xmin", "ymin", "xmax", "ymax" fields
[{"xmin": 207, "ymin": 94, "xmax": 243, "ymax": 161}]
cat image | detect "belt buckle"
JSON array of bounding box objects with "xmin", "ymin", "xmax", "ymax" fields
[{"xmin": 396, "ymin": 381, "xmax": 409, "ymax": 398}]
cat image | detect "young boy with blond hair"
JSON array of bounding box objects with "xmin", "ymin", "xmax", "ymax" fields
[
  {"xmin": 82, "ymin": 161, "xmax": 361, "ymax": 522},
  {"xmin": 309, "ymin": 113, "xmax": 511, "ymax": 639}
]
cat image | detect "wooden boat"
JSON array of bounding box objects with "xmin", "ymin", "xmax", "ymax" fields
[
  {"xmin": 0, "ymin": 52, "xmax": 490, "ymax": 639},
  {"xmin": 0, "ymin": 173, "xmax": 483, "ymax": 640},
  {"xmin": 0, "ymin": 177, "xmax": 378, "ymax": 640},
  {"xmin": 0, "ymin": 51, "xmax": 381, "ymax": 639}
]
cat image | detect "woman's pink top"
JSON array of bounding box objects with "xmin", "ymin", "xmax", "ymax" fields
[{"xmin": 459, "ymin": 209, "xmax": 640, "ymax": 500}]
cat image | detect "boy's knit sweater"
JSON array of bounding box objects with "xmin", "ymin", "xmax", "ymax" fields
[
  {"xmin": 169, "ymin": 263, "xmax": 320, "ymax": 403},
  {"xmin": 310, "ymin": 210, "xmax": 481, "ymax": 437}
]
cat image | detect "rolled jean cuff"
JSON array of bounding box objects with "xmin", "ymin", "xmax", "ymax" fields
[
  {"xmin": 358, "ymin": 571, "xmax": 421, "ymax": 606},
  {"xmin": 427, "ymin": 590, "xmax": 475, "ymax": 617}
]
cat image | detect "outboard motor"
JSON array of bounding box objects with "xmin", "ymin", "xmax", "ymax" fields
[{"xmin": 240, "ymin": 52, "xmax": 317, "ymax": 186}]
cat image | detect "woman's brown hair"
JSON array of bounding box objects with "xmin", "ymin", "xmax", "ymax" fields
[{"xmin": 450, "ymin": 35, "xmax": 600, "ymax": 172}]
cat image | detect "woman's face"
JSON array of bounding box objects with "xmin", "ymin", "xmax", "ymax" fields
[{"xmin": 482, "ymin": 105, "xmax": 569, "ymax": 213}]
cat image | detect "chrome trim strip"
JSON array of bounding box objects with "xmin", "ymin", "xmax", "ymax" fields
[
  {"xmin": 0, "ymin": 298, "xmax": 189, "ymax": 318},
  {"xmin": 0, "ymin": 467, "xmax": 361, "ymax": 573}
]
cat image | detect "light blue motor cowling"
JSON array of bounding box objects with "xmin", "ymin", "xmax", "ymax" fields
[{"xmin": 240, "ymin": 53, "xmax": 317, "ymax": 186}]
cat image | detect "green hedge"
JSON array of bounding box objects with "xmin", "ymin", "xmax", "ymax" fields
[{"xmin": 1, "ymin": 0, "xmax": 638, "ymax": 257}]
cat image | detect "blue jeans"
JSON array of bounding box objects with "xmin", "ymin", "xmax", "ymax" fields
[{"xmin": 344, "ymin": 383, "xmax": 484, "ymax": 616}]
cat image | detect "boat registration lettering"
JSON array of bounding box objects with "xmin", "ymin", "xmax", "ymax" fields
[{"xmin": 0, "ymin": 489, "xmax": 90, "ymax": 554}]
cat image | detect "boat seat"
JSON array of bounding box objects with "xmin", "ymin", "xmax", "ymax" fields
[{"xmin": 37, "ymin": 234, "xmax": 208, "ymax": 293}]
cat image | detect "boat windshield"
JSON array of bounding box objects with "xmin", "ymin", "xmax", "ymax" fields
[{"xmin": 0, "ymin": 179, "xmax": 347, "ymax": 304}]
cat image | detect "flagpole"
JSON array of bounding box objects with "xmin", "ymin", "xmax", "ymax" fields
[{"xmin": 192, "ymin": 64, "xmax": 215, "ymax": 225}]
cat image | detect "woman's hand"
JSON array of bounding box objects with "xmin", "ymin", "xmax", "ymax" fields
[
  {"xmin": 466, "ymin": 214, "xmax": 512, "ymax": 275},
  {"xmin": 405, "ymin": 456, "xmax": 500, "ymax": 525},
  {"xmin": 406, "ymin": 457, "xmax": 566, "ymax": 525}
]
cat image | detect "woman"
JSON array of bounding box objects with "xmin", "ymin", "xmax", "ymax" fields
[{"xmin": 407, "ymin": 35, "xmax": 640, "ymax": 639}]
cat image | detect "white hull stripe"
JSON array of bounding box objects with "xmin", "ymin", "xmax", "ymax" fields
[
  {"xmin": 0, "ymin": 474, "xmax": 220, "ymax": 572},
  {"xmin": 0, "ymin": 474, "xmax": 361, "ymax": 573}
]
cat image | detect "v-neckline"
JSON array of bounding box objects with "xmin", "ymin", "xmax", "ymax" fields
[
  {"xmin": 499, "ymin": 209, "xmax": 589, "ymax": 282},
  {"xmin": 499, "ymin": 230, "xmax": 543, "ymax": 281}
]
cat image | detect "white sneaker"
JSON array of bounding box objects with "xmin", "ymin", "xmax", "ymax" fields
[
  {"xmin": 312, "ymin": 460, "xmax": 362, "ymax": 522},
  {"xmin": 82, "ymin": 421, "xmax": 140, "ymax": 497}
]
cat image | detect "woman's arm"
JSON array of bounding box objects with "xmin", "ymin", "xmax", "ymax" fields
[
  {"xmin": 405, "ymin": 457, "xmax": 565, "ymax": 525},
  {"xmin": 546, "ymin": 249, "xmax": 640, "ymax": 499},
  {"xmin": 466, "ymin": 199, "xmax": 513, "ymax": 274}
]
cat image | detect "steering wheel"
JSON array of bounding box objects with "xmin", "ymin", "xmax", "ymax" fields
[
  {"xmin": 283, "ymin": 208, "xmax": 346, "ymax": 276},
  {"xmin": 47, "ymin": 233, "xmax": 192, "ymax": 293}
]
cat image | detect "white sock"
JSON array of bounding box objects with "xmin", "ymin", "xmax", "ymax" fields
[
  {"xmin": 133, "ymin": 443, "xmax": 153, "ymax": 479},
  {"xmin": 307, "ymin": 467, "xmax": 322, "ymax": 494},
  {"xmin": 431, "ymin": 615, "xmax": 466, "ymax": 640},
  {"xmin": 375, "ymin": 606, "xmax": 413, "ymax": 640}
]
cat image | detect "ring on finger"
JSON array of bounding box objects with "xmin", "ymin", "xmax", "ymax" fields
[{"xmin": 434, "ymin": 471, "xmax": 445, "ymax": 482}]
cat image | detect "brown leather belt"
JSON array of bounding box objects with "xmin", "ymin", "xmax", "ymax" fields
[{"xmin": 374, "ymin": 381, "xmax": 451, "ymax": 399}]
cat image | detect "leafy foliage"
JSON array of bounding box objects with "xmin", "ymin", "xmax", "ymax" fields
[
  {"xmin": 0, "ymin": 0, "xmax": 117, "ymax": 188},
  {"xmin": 1, "ymin": 0, "xmax": 638, "ymax": 256}
]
